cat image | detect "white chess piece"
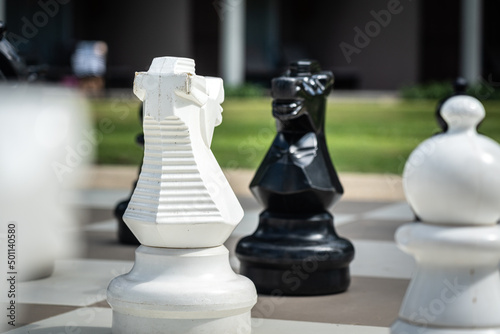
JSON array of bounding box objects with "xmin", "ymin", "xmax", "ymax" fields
[
  {"xmin": 392, "ymin": 95, "xmax": 500, "ymax": 334},
  {"xmin": 403, "ymin": 95, "xmax": 500, "ymax": 225},
  {"xmin": 0, "ymin": 86, "xmax": 88, "ymax": 282},
  {"xmin": 125, "ymin": 57, "xmax": 243, "ymax": 248},
  {"xmin": 107, "ymin": 57, "xmax": 257, "ymax": 334}
]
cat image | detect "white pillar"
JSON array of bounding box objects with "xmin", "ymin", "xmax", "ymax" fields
[
  {"xmin": 219, "ymin": 0, "xmax": 246, "ymax": 86},
  {"xmin": 460, "ymin": 0, "xmax": 482, "ymax": 84}
]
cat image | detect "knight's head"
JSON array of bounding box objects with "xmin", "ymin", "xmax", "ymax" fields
[
  {"xmin": 271, "ymin": 60, "xmax": 333, "ymax": 133},
  {"xmin": 134, "ymin": 57, "xmax": 223, "ymax": 147}
]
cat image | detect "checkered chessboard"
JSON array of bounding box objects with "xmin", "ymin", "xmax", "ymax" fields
[{"xmin": 2, "ymin": 188, "xmax": 416, "ymax": 334}]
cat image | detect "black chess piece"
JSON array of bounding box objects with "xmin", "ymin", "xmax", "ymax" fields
[
  {"xmin": 236, "ymin": 60, "xmax": 354, "ymax": 296},
  {"xmin": 114, "ymin": 104, "xmax": 143, "ymax": 245}
]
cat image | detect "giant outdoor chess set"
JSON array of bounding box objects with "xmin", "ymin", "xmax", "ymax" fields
[{"xmin": 3, "ymin": 56, "xmax": 500, "ymax": 334}]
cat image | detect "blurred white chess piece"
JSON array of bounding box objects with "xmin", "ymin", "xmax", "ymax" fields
[
  {"xmin": 393, "ymin": 95, "xmax": 500, "ymax": 334},
  {"xmin": 107, "ymin": 57, "xmax": 256, "ymax": 334},
  {"xmin": 404, "ymin": 95, "xmax": 500, "ymax": 225},
  {"xmin": 0, "ymin": 85, "xmax": 90, "ymax": 282}
]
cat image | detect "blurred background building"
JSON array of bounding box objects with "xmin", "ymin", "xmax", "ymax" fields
[{"xmin": 0, "ymin": 0, "xmax": 497, "ymax": 90}]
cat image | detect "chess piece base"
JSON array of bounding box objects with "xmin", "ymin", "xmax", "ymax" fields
[
  {"xmin": 238, "ymin": 262, "xmax": 350, "ymax": 296},
  {"xmin": 107, "ymin": 245, "xmax": 257, "ymax": 334},
  {"xmin": 236, "ymin": 211, "xmax": 354, "ymax": 296},
  {"xmin": 393, "ymin": 223, "xmax": 500, "ymax": 332},
  {"xmin": 112, "ymin": 312, "xmax": 251, "ymax": 334}
]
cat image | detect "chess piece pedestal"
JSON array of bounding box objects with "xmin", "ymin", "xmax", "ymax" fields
[
  {"xmin": 392, "ymin": 223, "xmax": 500, "ymax": 334},
  {"xmin": 237, "ymin": 211, "xmax": 353, "ymax": 295},
  {"xmin": 108, "ymin": 246, "xmax": 255, "ymax": 334},
  {"xmin": 236, "ymin": 60, "xmax": 354, "ymax": 296}
]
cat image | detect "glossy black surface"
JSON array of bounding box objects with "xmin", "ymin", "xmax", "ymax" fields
[{"xmin": 236, "ymin": 60, "xmax": 354, "ymax": 295}]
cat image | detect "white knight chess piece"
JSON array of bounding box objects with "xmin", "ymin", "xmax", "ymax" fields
[
  {"xmin": 125, "ymin": 56, "xmax": 243, "ymax": 248},
  {"xmin": 107, "ymin": 57, "xmax": 257, "ymax": 334}
]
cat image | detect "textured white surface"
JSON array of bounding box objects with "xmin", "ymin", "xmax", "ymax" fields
[{"xmin": 125, "ymin": 56, "xmax": 243, "ymax": 248}]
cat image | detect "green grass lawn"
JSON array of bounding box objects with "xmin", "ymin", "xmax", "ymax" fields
[{"xmin": 89, "ymin": 97, "xmax": 500, "ymax": 175}]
